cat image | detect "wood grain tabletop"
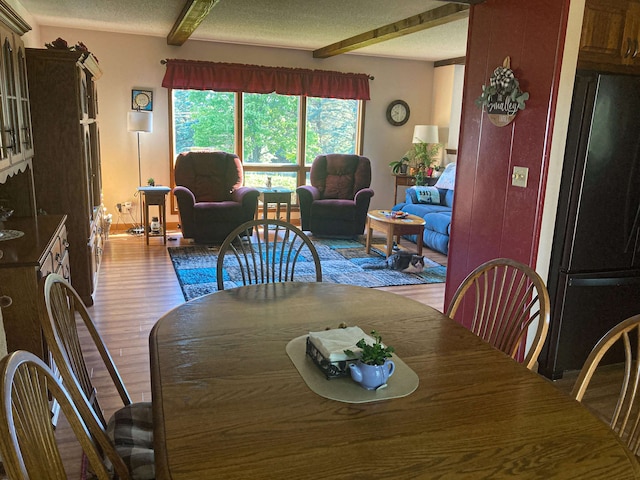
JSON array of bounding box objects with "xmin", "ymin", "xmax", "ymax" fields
[{"xmin": 149, "ymin": 282, "xmax": 640, "ymax": 479}]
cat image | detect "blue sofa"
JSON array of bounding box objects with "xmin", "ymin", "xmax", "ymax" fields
[{"xmin": 392, "ymin": 163, "xmax": 455, "ymax": 255}]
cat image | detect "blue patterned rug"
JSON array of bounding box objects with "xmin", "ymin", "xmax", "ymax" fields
[{"xmin": 168, "ymin": 237, "xmax": 447, "ymax": 301}]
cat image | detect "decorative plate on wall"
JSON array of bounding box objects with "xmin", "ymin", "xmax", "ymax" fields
[{"xmin": 132, "ymin": 89, "xmax": 153, "ymax": 111}]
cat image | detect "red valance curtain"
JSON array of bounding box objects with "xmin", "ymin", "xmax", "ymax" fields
[{"xmin": 162, "ymin": 59, "xmax": 371, "ymax": 100}]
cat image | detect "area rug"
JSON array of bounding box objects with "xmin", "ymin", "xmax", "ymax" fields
[{"xmin": 168, "ymin": 237, "xmax": 447, "ymax": 301}]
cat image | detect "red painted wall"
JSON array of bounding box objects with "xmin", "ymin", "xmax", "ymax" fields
[{"xmin": 444, "ymin": 0, "xmax": 571, "ymax": 320}]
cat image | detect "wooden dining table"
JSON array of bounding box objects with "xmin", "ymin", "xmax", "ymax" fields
[{"xmin": 149, "ymin": 282, "xmax": 640, "ymax": 479}]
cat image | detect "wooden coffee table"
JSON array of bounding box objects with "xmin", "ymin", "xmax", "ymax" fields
[{"xmin": 365, "ymin": 209, "xmax": 425, "ymax": 258}]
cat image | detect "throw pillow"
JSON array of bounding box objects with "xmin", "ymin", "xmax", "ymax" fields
[
  {"xmin": 434, "ymin": 163, "xmax": 456, "ymax": 190},
  {"xmin": 414, "ymin": 186, "xmax": 440, "ymax": 204}
]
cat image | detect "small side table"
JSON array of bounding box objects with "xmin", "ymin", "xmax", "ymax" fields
[
  {"xmin": 257, "ymin": 188, "xmax": 292, "ymax": 223},
  {"xmin": 137, "ymin": 186, "xmax": 171, "ymax": 245},
  {"xmin": 394, "ymin": 175, "xmax": 416, "ymax": 204}
]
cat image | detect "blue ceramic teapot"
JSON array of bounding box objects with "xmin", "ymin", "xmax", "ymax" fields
[{"xmin": 349, "ymin": 360, "xmax": 395, "ymax": 390}]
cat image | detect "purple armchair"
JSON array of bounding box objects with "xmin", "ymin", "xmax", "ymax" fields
[
  {"xmin": 296, "ymin": 154, "xmax": 374, "ymax": 237},
  {"xmin": 173, "ymin": 151, "xmax": 259, "ymax": 243}
]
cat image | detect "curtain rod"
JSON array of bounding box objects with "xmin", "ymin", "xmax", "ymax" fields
[{"xmin": 160, "ymin": 59, "xmax": 374, "ymax": 80}]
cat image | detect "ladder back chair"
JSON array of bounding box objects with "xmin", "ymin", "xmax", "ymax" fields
[
  {"xmin": 39, "ymin": 273, "xmax": 154, "ymax": 480},
  {"xmin": 0, "ymin": 351, "xmax": 130, "ymax": 480},
  {"xmin": 572, "ymin": 314, "xmax": 640, "ymax": 456},
  {"xmin": 446, "ymin": 258, "xmax": 550, "ymax": 370},
  {"xmin": 217, "ymin": 219, "xmax": 322, "ymax": 290}
]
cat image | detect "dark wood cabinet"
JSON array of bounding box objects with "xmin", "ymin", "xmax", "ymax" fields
[
  {"xmin": 0, "ymin": 215, "xmax": 68, "ymax": 359},
  {"xmin": 578, "ymin": 0, "xmax": 640, "ymax": 73},
  {"xmin": 26, "ymin": 48, "xmax": 105, "ymax": 305},
  {"xmin": 0, "ymin": 2, "xmax": 35, "ymax": 218}
]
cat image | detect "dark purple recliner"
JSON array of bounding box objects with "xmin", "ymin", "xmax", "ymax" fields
[
  {"xmin": 173, "ymin": 151, "xmax": 259, "ymax": 243},
  {"xmin": 296, "ymin": 154, "xmax": 374, "ymax": 237}
]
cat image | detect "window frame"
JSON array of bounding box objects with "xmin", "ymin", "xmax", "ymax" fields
[{"xmin": 169, "ymin": 90, "xmax": 366, "ymax": 215}]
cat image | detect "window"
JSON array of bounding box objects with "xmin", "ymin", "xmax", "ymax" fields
[{"xmin": 170, "ymin": 90, "xmax": 363, "ymax": 195}]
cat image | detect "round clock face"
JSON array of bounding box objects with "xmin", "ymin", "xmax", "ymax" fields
[
  {"xmin": 134, "ymin": 92, "xmax": 151, "ymax": 109},
  {"xmin": 386, "ymin": 100, "xmax": 410, "ymax": 126}
]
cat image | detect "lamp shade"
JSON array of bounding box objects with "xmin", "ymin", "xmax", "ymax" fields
[
  {"xmin": 127, "ymin": 111, "xmax": 153, "ymax": 133},
  {"xmin": 412, "ymin": 125, "xmax": 438, "ymax": 144}
]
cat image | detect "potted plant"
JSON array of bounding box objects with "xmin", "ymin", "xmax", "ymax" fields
[
  {"xmin": 404, "ymin": 142, "xmax": 442, "ymax": 185},
  {"xmin": 388, "ymin": 157, "xmax": 410, "ymax": 175},
  {"xmin": 344, "ymin": 330, "xmax": 396, "ymax": 390}
]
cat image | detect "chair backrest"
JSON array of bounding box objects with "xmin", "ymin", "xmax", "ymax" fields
[
  {"xmin": 445, "ymin": 258, "xmax": 550, "ymax": 370},
  {"xmin": 217, "ymin": 219, "xmax": 322, "ymax": 290},
  {"xmin": 174, "ymin": 151, "xmax": 243, "ymax": 202},
  {"xmin": 310, "ymin": 154, "xmax": 371, "ymax": 200},
  {"xmin": 39, "ymin": 273, "xmax": 132, "ymax": 427},
  {"xmin": 572, "ymin": 314, "xmax": 640, "ymax": 455},
  {"xmin": 0, "ymin": 351, "xmax": 129, "ymax": 480}
]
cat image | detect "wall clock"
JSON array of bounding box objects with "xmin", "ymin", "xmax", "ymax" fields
[
  {"xmin": 132, "ymin": 89, "xmax": 153, "ymax": 111},
  {"xmin": 386, "ymin": 99, "xmax": 410, "ymax": 126}
]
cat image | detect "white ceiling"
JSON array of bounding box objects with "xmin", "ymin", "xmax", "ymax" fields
[{"xmin": 17, "ymin": 0, "xmax": 469, "ymax": 62}]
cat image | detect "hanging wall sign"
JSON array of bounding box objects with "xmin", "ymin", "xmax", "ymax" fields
[{"xmin": 475, "ymin": 56, "xmax": 529, "ymax": 127}]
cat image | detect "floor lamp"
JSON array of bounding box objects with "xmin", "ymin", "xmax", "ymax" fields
[{"xmin": 127, "ymin": 110, "xmax": 153, "ymax": 234}]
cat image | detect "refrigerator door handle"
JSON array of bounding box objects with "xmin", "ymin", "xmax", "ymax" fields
[
  {"xmin": 569, "ymin": 276, "xmax": 640, "ymax": 287},
  {"xmin": 624, "ymin": 202, "xmax": 640, "ymax": 253}
]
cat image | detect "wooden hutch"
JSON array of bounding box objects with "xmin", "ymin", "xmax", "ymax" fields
[{"xmin": 26, "ymin": 47, "xmax": 106, "ymax": 306}]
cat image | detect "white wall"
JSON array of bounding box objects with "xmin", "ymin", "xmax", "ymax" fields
[
  {"xmin": 432, "ymin": 64, "xmax": 465, "ymax": 165},
  {"xmin": 34, "ymin": 26, "xmax": 438, "ymax": 222},
  {"xmin": 536, "ymin": 0, "xmax": 586, "ymax": 281}
]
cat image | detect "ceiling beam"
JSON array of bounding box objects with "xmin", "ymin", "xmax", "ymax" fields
[
  {"xmin": 167, "ymin": 0, "xmax": 219, "ymax": 46},
  {"xmin": 434, "ymin": 56, "xmax": 466, "ymax": 67},
  {"xmin": 313, "ymin": 3, "xmax": 469, "ymax": 59}
]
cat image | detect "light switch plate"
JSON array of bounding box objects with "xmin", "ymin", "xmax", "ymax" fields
[{"xmin": 512, "ymin": 166, "xmax": 529, "ymax": 188}]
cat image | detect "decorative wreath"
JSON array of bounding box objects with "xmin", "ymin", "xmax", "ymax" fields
[{"xmin": 475, "ymin": 57, "xmax": 529, "ymax": 111}]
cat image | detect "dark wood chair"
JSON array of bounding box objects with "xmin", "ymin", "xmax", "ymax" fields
[
  {"xmin": 217, "ymin": 219, "xmax": 322, "ymax": 290},
  {"xmin": 0, "ymin": 351, "xmax": 129, "ymax": 479},
  {"xmin": 572, "ymin": 314, "xmax": 640, "ymax": 456},
  {"xmin": 446, "ymin": 258, "xmax": 550, "ymax": 370}
]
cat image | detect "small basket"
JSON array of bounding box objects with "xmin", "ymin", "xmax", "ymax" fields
[{"xmin": 305, "ymin": 337, "xmax": 355, "ymax": 380}]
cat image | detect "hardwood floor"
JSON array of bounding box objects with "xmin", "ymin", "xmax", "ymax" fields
[{"xmin": 52, "ymin": 229, "xmax": 625, "ymax": 476}]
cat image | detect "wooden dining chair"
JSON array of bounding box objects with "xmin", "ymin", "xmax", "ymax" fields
[
  {"xmin": 0, "ymin": 350, "xmax": 130, "ymax": 480},
  {"xmin": 446, "ymin": 258, "xmax": 550, "ymax": 370},
  {"xmin": 217, "ymin": 219, "xmax": 322, "ymax": 290},
  {"xmin": 39, "ymin": 273, "xmax": 154, "ymax": 480},
  {"xmin": 571, "ymin": 314, "xmax": 640, "ymax": 455}
]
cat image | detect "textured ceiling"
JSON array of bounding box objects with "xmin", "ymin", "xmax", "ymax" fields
[{"xmin": 17, "ymin": 0, "xmax": 468, "ymax": 61}]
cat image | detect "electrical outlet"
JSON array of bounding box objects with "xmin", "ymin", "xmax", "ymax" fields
[{"xmin": 512, "ymin": 166, "xmax": 529, "ymax": 188}]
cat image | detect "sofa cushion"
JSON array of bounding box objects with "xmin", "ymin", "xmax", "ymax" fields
[
  {"xmin": 434, "ymin": 162, "xmax": 456, "ymax": 190},
  {"xmin": 424, "ymin": 212, "xmax": 452, "ymax": 235},
  {"xmin": 398, "ymin": 202, "xmax": 451, "ymax": 217},
  {"xmin": 414, "ymin": 186, "xmax": 440, "ymax": 204}
]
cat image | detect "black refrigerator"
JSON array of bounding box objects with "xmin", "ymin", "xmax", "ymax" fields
[{"xmin": 538, "ymin": 71, "xmax": 640, "ymax": 380}]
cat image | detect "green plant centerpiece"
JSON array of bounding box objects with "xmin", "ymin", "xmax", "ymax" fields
[{"xmin": 344, "ymin": 330, "xmax": 396, "ymax": 390}]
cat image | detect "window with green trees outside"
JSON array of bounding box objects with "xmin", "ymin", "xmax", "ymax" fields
[{"xmin": 171, "ymin": 89, "xmax": 362, "ymax": 195}]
